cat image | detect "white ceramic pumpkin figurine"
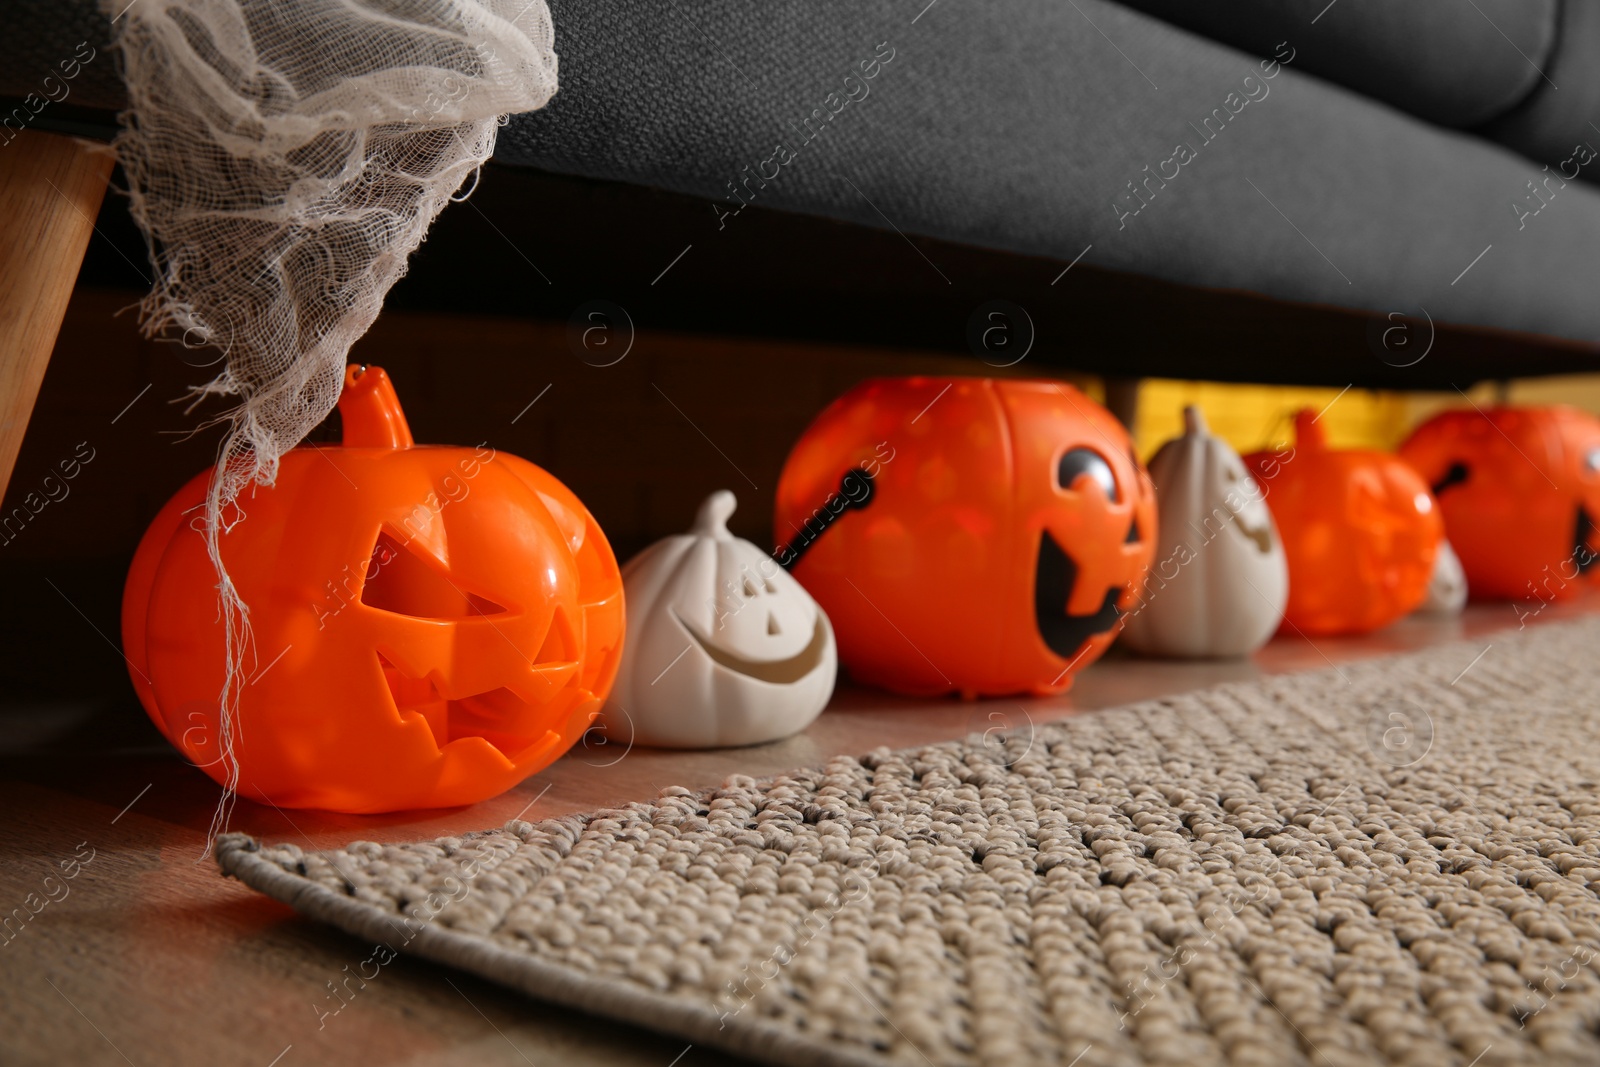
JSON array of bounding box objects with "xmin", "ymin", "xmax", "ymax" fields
[
  {"xmin": 1120, "ymin": 406, "xmax": 1289, "ymax": 658},
  {"xmin": 600, "ymin": 490, "xmax": 837, "ymax": 748},
  {"xmin": 1416, "ymin": 538, "xmax": 1468, "ymax": 615}
]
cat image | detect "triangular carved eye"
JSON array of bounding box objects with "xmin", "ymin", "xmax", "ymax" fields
[
  {"xmin": 535, "ymin": 607, "xmax": 575, "ymax": 664},
  {"xmin": 361, "ymin": 530, "xmax": 507, "ymax": 618}
]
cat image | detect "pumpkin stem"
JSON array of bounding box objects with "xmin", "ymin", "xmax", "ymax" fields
[
  {"xmin": 1293, "ymin": 407, "xmax": 1326, "ymax": 451},
  {"xmin": 691, "ymin": 490, "xmax": 738, "ymax": 540},
  {"xmin": 339, "ymin": 364, "xmax": 414, "ymax": 449},
  {"xmin": 1183, "ymin": 405, "xmax": 1209, "ymax": 437}
]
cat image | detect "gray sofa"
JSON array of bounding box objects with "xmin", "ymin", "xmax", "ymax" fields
[{"xmin": 7, "ymin": 0, "xmax": 1600, "ymax": 386}]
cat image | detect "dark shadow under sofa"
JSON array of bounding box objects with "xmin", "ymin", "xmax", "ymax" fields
[{"xmin": 5, "ymin": 0, "xmax": 1600, "ymax": 393}]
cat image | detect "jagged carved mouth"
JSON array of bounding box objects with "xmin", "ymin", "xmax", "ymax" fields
[
  {"xmin": 1033, "ymin": 529, "xmax": 1124, "ymax": 660},
  {"xmin": 675, "ymin": 613, "xmax": 831, "ymax": 684},
  {"xmin": 378, "ymin": 654, "xmax": 559, "ymax": 760}
]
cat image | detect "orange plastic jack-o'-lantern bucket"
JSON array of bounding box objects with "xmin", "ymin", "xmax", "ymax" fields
[
  {"xmin": 122, "ymin": 365, "xmax": 624, "ymax": 812},
  {"xmin": 1399, "ymin": 405, "xmax": 1600, "ymax": 602},
  {"xmin": 774, "ymin": 377, "xmax": 1155, "ymax": 698},
  {"xmin": 1244, "ymin": 409, "xmax": 1442, "ymax": 636}
]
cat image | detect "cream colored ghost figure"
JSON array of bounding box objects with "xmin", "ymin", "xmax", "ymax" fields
[
  {"xmin": 1121, "ymin": 407, "xmax": 1290, "ymax": 658},
  {"xmin": 601, "ymin": 491, "xmax": 837, "ymax": 748},
  {"xmin": 1416, "ymin": 539, "xmax": 1468, "ymax": 615}
]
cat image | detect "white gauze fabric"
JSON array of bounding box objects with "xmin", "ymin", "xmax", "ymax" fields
[{"xmin": 110, "ymin": 0, "xmax": 558, "ymax": 844}]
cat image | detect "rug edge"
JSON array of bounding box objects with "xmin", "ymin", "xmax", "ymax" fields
[{"xmin": 216, "ymin": 836, "xmax": 895, "ymax": 1067}]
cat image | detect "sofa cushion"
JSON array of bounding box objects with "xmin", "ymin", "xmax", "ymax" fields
[
  {"xmin": 1479, "ymin": 0, "xmax": 1600, "ymax": 180},
  {"xmin": 1111, "ymin": 0, "xmax": 1556, "ymax": 129},
  {"xmin": 6, "ymin": 0, "xmax": 1600, "ymax": 360},
  {"xmin": 0, "ymin": 0, "xmax": 121, "ymax": 113},
  {"xmin": 496, "ymin": 0, "xmax": 1600, "ymax": 349}
]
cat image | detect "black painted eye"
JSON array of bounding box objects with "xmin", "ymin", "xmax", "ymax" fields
[
  {"xmin": 1431, "ymin": 462, "xmax": 1470, "ymax": 497},
  {"xmin": 1057, "ymin": 448, "xmax": 1119, "ymax": 501}
]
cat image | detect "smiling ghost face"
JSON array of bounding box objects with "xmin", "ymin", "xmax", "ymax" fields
[
  {"xmin": 602, "ymin": 491, "xmax": 837, "ymax": 749},
  {"xmin": 675, "ymin": 536, "xmax": 832, "ymax": 684},
  {"xmin": 1219, "ymin": 457, "xmax": 1276, "ymax": 553}
]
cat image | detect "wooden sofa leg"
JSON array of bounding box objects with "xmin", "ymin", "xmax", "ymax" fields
[{"xmin": 0, "ymin": 130, "xmax": 116, "ymax": 498}]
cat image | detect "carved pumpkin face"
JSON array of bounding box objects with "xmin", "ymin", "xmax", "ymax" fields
[
  {"xmin": 1398, "ymin": 405, "xmax": 1600, "ymax": 601},
  {"xmin": 1243, "ymin": 409, "xmax": 1442, "ymax": 636},
  {"xmin": 122, "ymin": 366, "xmax": 623, "ymax": 812},
  {"xmin": 774, "ymin": 377, "xmax": 1155, "ymax": 698}
]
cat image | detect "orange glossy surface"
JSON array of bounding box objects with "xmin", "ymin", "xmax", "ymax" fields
[
  {"xmin": 121, "ymin": 365, "xmax": 623, "ymax": 812},
  {"xmin": 1398, "ymin": 405, "xmax": 1600, "ymax": 602},
  {"xmin": 1244, "ymin": 409, "xmax": 1441, "ymax": 636},
  {"xmin": 774, "ymin": 377, "xmax": 1155, "ymax": 698}
]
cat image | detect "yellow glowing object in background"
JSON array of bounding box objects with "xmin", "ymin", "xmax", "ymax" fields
[{"xmin": 1134, "ymin": 375, "xmax": 1600, "ymax": 459}]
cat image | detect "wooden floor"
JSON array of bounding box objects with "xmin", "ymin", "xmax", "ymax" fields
[{"xmin": 2, "ymin": 595, "xmax": 1592, "ymax": 1067}]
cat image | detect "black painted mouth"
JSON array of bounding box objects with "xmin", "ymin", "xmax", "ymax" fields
[
  {"xmin": 1576, "ymin": 505, "xmax": 1599, "ymax": 575},
  {"xmin": 1034, "ymin": 529, "xmax": 1123, "ymax": 660}
]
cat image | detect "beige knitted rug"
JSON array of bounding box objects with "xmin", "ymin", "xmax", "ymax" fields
[{"xmin": 218, "ymin": 617, "xmax": 1600, "ymax": 1067}]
